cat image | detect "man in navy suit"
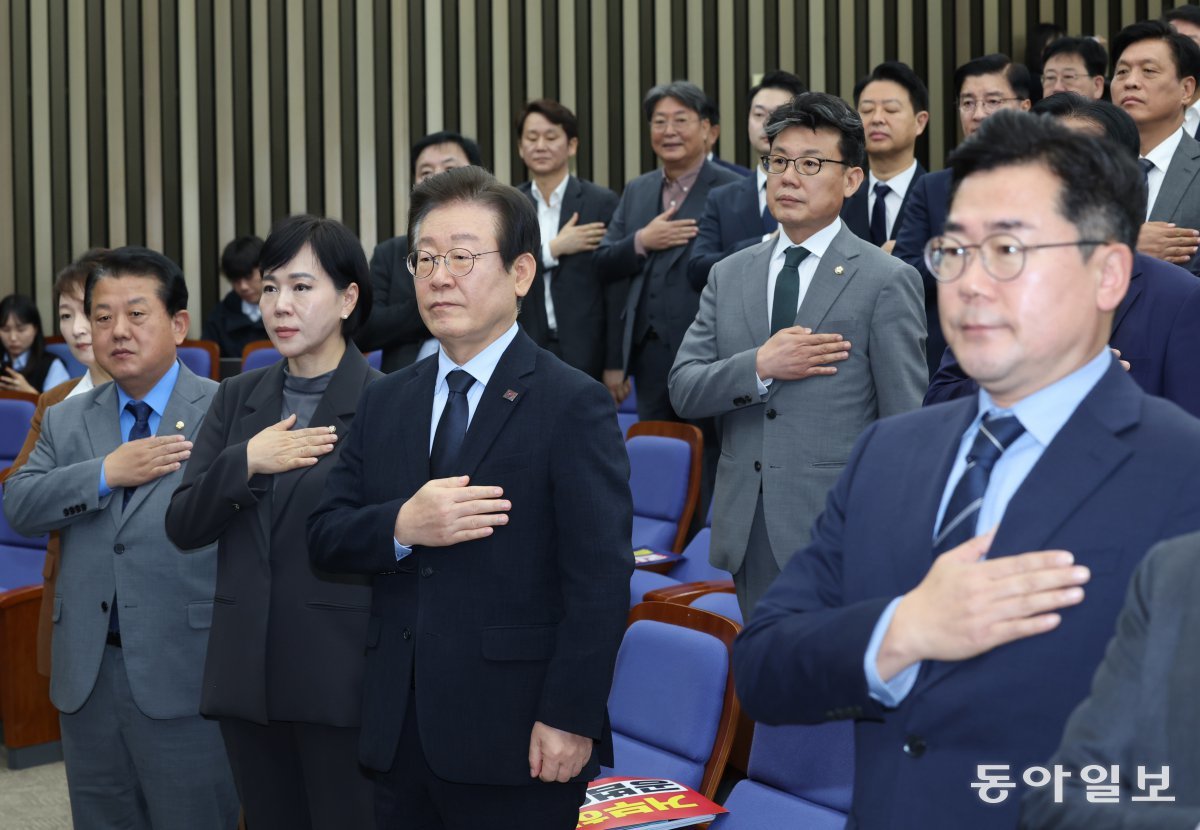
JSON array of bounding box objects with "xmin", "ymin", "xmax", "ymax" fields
[
  {"xmin": 687, "ymin": 71, "xmax": 808, "ymax": 291},
  {"xmin": 893, "ymin": 54, "xmax": 1033, "ymax": 377},
  {"xmin": 309, "ymin": 167, "xmax": 633, "ymax": 829},
  {"xmin": 734, "ymin": 112, "xmax": 1200, "ymax": 829},
  {"xmin": 925, "ymin": 93, "xmax": 1200, "ymax": 418},
  {"xmin": 841, "ymin": 62, "xmax": 929, "ymax": 248}
]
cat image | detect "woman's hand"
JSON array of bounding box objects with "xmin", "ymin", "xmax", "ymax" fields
[
  {"xmin": 245, "ymin": 413, "xmax": 338, "ymax": 479},
  {"xmin": 1, "ymin": 366, "xmax": 37, "ymax": 394}
]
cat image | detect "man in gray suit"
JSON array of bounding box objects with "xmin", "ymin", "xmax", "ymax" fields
[
  {"xmin": 595, "ymin": 80, "xmax": 742, "ymax": 421},
  {"xmin": 5, "ymin": 247, "xmax": 238, "ymax": 829},
  {"xmin": 669, "ymin": 93, "xmax": 927, "ymax": 616},
  {"xmin": 1020, "ymin": 529, "xmax": 1200, "ymax": 828},
  {"xmin": 1111, "ymin": 19, "xmax": 1200, "ymax": 273}
]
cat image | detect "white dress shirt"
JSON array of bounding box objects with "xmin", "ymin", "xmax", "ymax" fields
[
  {"xmin": 534, "ymin": 174, "xmax": 571, "ymax": 332},
  {"xmin": 866, "ymin": 159, "xmax": 920, "ymax": 239},
  {"xmin": 1141, "ymin": 127, "xmax": 1184, "ymax": 220}
]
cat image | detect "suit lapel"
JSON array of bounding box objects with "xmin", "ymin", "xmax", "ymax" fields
[
  {"xmin": 238, "ymin": 361, "xmax": 287, "ymax": 551},
  {"xmin": 893, "ymin": 163, "xmax": 926, "ymax": 233},
  {"xmin": 794, "ymin": 226, "xmax": 860, "ymax": 330},
  {"xmin": 85, "ymin": 383, "xmax": 123, "ymax": 533},
  {"xmin": 741, "ymin": 241, "xmax": 776, "ymax": 346},
  {"xmin": 1110, "ymin": 260, "xmax": 1144, "ymax": 339},
  {"xmin": 1149, "ymin": 134, "xmax": 1200, "ymax": 221},
  {"xmin": 404, "ymin": 356, "xmax": 439, "ymax": 489},
  {"xmin": 455, "ymin": 332, "xmax": 537, "ymax": 479},
  {"xmin": 559, "ymin": 176, "xmax": 583, "ymax": 230}
]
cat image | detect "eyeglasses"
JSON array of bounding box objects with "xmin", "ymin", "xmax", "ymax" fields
[
  {"xmin": 923, "ymin": 233, "xmax": 1108, "ymax": 283},
  {"xmin": 956, "ymin": 97, "xmax": 1021, "ymax": 114},
  {"xmin": 1041, "ymin": 72, "xmax": 1083, "ymax": 86},
  {"xmin": 650, "ymin": 116, "xmax": 701, "ymax": 133},
  {"xmin": 760, "ymin": 154, "xmax": 850, "ymax": 176},
  {"xmin": 406, "ymin": 248, "xmax": 500, "ymax": 280}
]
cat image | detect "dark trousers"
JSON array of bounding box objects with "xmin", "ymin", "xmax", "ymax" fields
[
  {"xmin": 373, "ymin": 696, "xmax": 586, "ymax": 830},
  {"xmin": 733, "ymin": 492, "xmax": 783, "ymax": 620},
  {"xmin": 220, "ymin": 718, "xmax": 374, "ymax": 830}
]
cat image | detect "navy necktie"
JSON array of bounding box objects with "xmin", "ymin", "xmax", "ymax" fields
[
  {"xmin": 430, "ymin": 370, "xmax": 476, "ymax": 478},
  {"xmin": 1139, "ymin": 157, "xmax": 1154, "ymax": 186},
  {"xmin": 933, "ymin": 414, "xmax": 1026, "ymax": 556},
  {"xmin": 869, "ymin": 182, "xmax": 891, "ymax": 246},
  {"xmin": 770, "ymin": 246, "xmax": 810, "ymax": 336},
  {"xmin": 761, "ymin": 200, "xmax": 778, "ymax": 234},
  {"xmin": 112, "ymin": 400, "xmax": 153, "ymax": 637}
]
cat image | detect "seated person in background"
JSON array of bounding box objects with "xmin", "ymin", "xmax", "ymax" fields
[
  {"xmin": 203, "ymin": 235, "xmax": 267, "ymax": 358},
  {"xmin": 1040, "ymin": 36, "xmax": 1108, "ymax": 100},
  {"xmin": 0, "ymin": 293, "xmax": 69, "ymax": 393}
]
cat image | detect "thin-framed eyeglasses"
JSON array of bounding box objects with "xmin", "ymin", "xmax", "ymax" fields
[
  {"xmin": 1040, "ymin": 72, "xmax": 1083, "ymax": 86},
  {"xmin": 760, "ymin": 154, "xmax": 850, "ymax": 176},
  {"xmin": 406, "ymin": 248, "xmax": 500, "ymax": 280},
  {"xmin": 923, "ymin": 233, "xmax": 1109, "ymax": 283},
  {"xmin": 956, "ymin": 97, "xmax": 1021, "ymax": 114}
]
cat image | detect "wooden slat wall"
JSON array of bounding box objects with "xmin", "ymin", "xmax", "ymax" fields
[{"xmin": 0, "ymin": 0, "xmax": 1191, "ymax": 330}]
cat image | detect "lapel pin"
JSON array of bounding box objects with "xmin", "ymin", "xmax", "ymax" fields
[
  {"xmin": 834, "ymin": 265, "xmax": 845, "ymax": 276},
  {"xmin": 175, "ymin": 420, "xmax": 185, "ymax": 430},
  {"xmin": 503, "ymin": 390, "xmax": 519, "ymax": 402}
]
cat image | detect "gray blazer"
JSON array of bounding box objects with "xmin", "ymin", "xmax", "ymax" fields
[
  {"xmin": 4, "ymin": 363, "xmax": 219, "ymax": 718},
  {"xmin": 1149, "ymin": 130, "xmax": 1200, "ymax": 275},
  {"xmin": 1020, "ymin": 529, "xmax": 1200, "ymax": 829},
  {"xmin": 668, "ymin": 224, "xmax": 927, "ymax": 573}
]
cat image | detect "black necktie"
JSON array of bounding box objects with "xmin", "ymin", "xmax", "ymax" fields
[
  {"xmin": 112, "ymin": 400, "xmax": 153, "ymax": 637},
  {"xmin": 1139, "ymin": 157, "xmax": 1154, "ymax": 186},
  {"xmin": 933, "ymin": 414, "xmax": 1026, "ymax": 556},
  {"xmin": 869, "ymin": 182, "xmax": 891, "ymax": 246},
  {"xmin": 430, "ymin": 370, "xmax": 476, "ymax": 478},
  {"xmin": 770, "ymin": 246, "xmax": 810, "ymax": 335},
  {"xmin": 761, "ymin": 200, "xmax": 778, "ymax": 234}
]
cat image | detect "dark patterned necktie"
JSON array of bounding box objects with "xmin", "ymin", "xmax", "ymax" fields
[
  {"xmin": 430, "ymin": 370, "xmax": 476, "ymax": 478},
  {"xmin": 122, "ymin": 401, "xmax": 153, "ymax": 508},
  {"xmin": 870, "ymin": 182, "xmax": 891, "ymax": 245},
  {"xmin": 770, "ymin": 246, "xmax": 810, "ymax": 335},
  {"xmin": 933, "ymin": 414, "xmax": 1026, "ymax": 556}
]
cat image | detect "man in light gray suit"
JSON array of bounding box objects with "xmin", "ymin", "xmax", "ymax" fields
[
  {"xmin": 1020, "ymin": 529, "xmax": 1200, "ymax": 828},
  {"xmin": 669, "ymin": 93, "xmax": 927, "ymax": 616},
  {"xmin": 5, "ymin": 247, "xmax": 238, "ymax": 829}
]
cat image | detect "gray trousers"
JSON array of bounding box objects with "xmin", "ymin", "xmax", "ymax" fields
[
  {"xmin": 733, "ymin": 492, "xmax": 782, "ymax": 621},
  {"xmin": 58, "ymin": 644, "xmax": 239, "ymax": 830}
]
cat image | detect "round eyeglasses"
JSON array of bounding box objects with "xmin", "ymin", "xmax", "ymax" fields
[
  {"xmin": 923, "ymin": 233, "xmax": 1109, "ymax": 283},
  {"xmin": 406, "ymin": 248, "xmax": 500, "ymax": 280}
]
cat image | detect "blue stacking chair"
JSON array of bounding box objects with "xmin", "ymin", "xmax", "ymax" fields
[
  {"xmin": 690, "ymin": 590, "xmax": 742, "ymax": 625},
  {"xmin": 178, "ymin": 340, "xmax": 219, "ymax": 380},
  {"xmin": 711, "ymin": 721, "xmax": 855, "ymax": 829},
  {"xmin": 241, "ymin": 341, "xmax": 283, "ymax": 372},
  {"xmin": 604, "ymin": 601, "xmax": 741, "ymax": 800},
  {"xmin": 0, "ymin": 394, "xmax": 36, "ymax": 470},
  {"xmin": 630, "ymin": 502, "xmax": 734, "ymax": 607}
]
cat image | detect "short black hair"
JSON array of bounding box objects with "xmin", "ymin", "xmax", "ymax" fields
[
  {"xmin": 953, "ymin": 53, "xmax": 1034, "ymax": 101},
  {"xmin": 219, "ymin": 235, "xmax": 263, "ymax": 282},
  {"xmin": 947, "ymin": 109, "xmax": 1143, "ymax": 251},
  {"xmin": 515, "ymin": 99, "xmax": 579, "ymax": 142},
  {"xmin": 257, "ymin": 215, "xmax": 374, "ymax": 338},
  {"xmin": 1164, "ymin": 4, "xmax": 1200, "ymax": 29},
  {"xmin": 701, "ymin": 96, "xmax": 721, "ymax": 126},
  {"xmin": 749, "ymin": 70, "xmax": 807, "ymax": 101},
  {"xmin": 1111, "ymin": 19, "xmax": 1200, "ymax": 83},
  {"xmin": 407, "ymin": 166, "xmax": 539, "ymax": 273},
  {"xmin": 853, "ymin": 61, "xmax": 930, "ymax": 112},
  {"xmin": 765, "ymin": 92, "xmax": 867, "ymax": 169},
  {"xmin": 86, "ymin": 247, "xmax": 189, "ymax": 317},
  {"xmin": 1030, "ymin": 92, "xmax": 1141, "ymax": 158},
  {"xmin": 1041, "ymin": 36, "xmax": 1109, "ymax": 79},
  {"xmin": 409, "ymin": 131, "xmax": 484, "ymax": 183},
  {"xmin": 642, "ymin": 80, "xmax": 709, "ymax": 121},
  {"xmin": 0, "ymin": 293, "xmax": 47, "ymax": 365}
]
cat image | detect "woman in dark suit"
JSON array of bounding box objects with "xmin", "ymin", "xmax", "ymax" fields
[{"xmin": 166, "ymin": 214, "xmax": 379, "ymax": 829}]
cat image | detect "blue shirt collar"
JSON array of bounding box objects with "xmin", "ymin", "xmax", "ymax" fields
[
  {"xmin": 973, "ymin": 347, "xmax": 1112, "ymax": 447},
  {"xmin": 116, "ymin": 359, "xmax": 181, "ymax": 419},
  {"xmin": 435, "ymin": 323, "xmax": 520, "ymax": 392}
]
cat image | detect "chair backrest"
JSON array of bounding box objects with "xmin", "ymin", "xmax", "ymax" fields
[
  {"xmin": 0, "ymin": 395, "xmax": 36, "ymax": 471},
  {"xmin": 241, "ymin": 340, "xmax": 283, "ymax": 372},
  {"xmin": 605, "ymin": 601, "xmax": 740, "ymax": 800},
  {"xmin": 44, "ymin": 338, "xmax": 87, "ymax": 378},
  {"xmin": 711, "ymin": 721, "xmax": 855, "ymax": 829},
  {"xmin": 690, "ymin": 590, "xmax": 742, "ymax": 625},
  {"xmin": 626, "ymin": 422, "xmax": 702, "ymax": 553},
  {"xmin": 178, "ymin": 339, "xmax": 220, "ymax": 380},
  {"xmin": 617, "ymin": 377, "xmax": 639, "ymax": 437},
  {"xmin": 366, "ymin": 350, "xmax": 382, "ymax": 370}
]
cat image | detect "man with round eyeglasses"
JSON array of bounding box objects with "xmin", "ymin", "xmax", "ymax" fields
[{"xmin": 732, "ymin": 110, "xmax": 1200, "ymax": 828}]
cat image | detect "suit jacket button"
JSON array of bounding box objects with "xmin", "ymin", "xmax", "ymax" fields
[
  {"xmin": 232, "ymin": 503, "xmax": 240, "ymax": 511},
  {"xmin": 754, "ymin": 461, "xmax": 762, "ymax": 472},
  {"xmin": 903, "ymin": 735, "xmax": 927, "ymax": 758},
  {"xmin": 63, "ymin": 508, "xmax": 70, "ymax": 516},
  {"xmin": 100, "ymin": 601, "xmax": 109, "ymax": 612},
  {"xmin": 113, "ymin": 544, "xmax": 124, "ymax": 554},
  {"xmin": 402, "ymin": 628, "xmax": 412, "ymax": 640},
  {"xmin": 766, "ymin": 409, "xmax": 777, "ymax": 419},
  {"xmin": 420, "ymin": 566, "xmax": 434, "ymax": 578}
]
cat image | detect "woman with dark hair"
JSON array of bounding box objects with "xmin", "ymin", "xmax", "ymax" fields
[
  {"xmin": 165, "ymin": 214, "xmax": 378, "ymax": 829},
  {"xmin": 0, "ymin": 293, "xmax": 69, "ymax": 393}
]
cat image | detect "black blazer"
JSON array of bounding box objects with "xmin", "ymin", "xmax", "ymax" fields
[
  {"xmin": 517, "ymin": 176, "xmax": 620, "ymax": 379},
  {"xmin": 308, "ymin": 331, "xmax": 633, "ymax": 784},
  {"xmin": 839, "ymin": 161, "xmax": 927, "ymax": 243},
  {"xmin": 202, "ymin": 290, "xmax": 268, "ymax": 358},
  {"xmin": 355, "ymin": 236, "xmax": 430, "ymax": 372},
  {"xmin": 686, "ymin": 173, "xmax": 766, "ymax": 291},
  {"xmin": 166, "ymin": 343, "xmax": 382, "ymax": 726}
]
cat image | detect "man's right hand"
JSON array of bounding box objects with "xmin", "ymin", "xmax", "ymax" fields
[
  {"xmin": 103, "ymin": 435, "xmax": 193, "ymax": 488},
  {"xmin": 550, "ymin": 212, "xmax": 607, "ymax": 258},
  {"xmin": 637, "ymin": 204, "xmax": 698, "ymax": 251},
  {"xmin": 1138, "ymin": 220, "xmax": 1199, "ymax": 264},
  {"xmin": 755, "ymin": 327, "xmax": 851, "ymax": 382},
  {"xmin": 602, "ymin": 369, "xmax": 630, "ymax": 405},
  {"xmin": 394, "ymin": 476, "xmax": 511, "ymax": 547},
  {"xmin": 875, "ymin": 532, "xmax": 1090, "ymax": 681}
]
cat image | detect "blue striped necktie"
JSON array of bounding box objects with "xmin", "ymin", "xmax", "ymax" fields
[{"xmin": 933, "ymin": 414, "xmax": 1025, "ymax": 556}]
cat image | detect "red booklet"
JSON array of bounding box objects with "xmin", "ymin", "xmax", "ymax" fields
[{"xmin": 577, "ymin": 777, "xmax": 728, "ymax": 829}]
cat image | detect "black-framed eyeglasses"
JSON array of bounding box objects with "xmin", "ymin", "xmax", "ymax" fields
[
  {"xmin": 923, "ymin": 233, "xmax": 1109, "ymax": 283},
  {"xmin": 406, "ymin": 248, "xmax": 500, "ymax": 280},
  {"xmin": 760, "ymin": 154, "xmax": 850, "ymax": 176}
]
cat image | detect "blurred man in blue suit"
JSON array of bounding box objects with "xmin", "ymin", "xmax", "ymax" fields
[{"xmin": 735, "ymin": 111, "xmax": 1200, "ymax": 829}]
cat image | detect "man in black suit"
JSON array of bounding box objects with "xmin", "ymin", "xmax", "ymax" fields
[
  {"xmin": 842, "ymin": 62, "xmax": 929, "ymax": 249},
  {"xmin": 308, "ymin": 166, "xmax": 633, "ymax": 829},
  {"xmin": 356, "ymin": 131, "xmax": 484, "ymax": 372},
  {"xmin": 595, "ymin": 80, "xmax": 742, "ymax": 421},
  {"xmin": 688, "ymin": 71, "xmax": 808, "ymax": 290},
  {"xmin": 203, "ymin": 235, "xmax": 268, "ymax": 358},
  {"xmin": 514, "ymin": 99, "xmax": 623, "ymax": 395}
]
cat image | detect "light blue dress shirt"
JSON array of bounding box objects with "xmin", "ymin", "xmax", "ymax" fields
[
  {"xmin": 394, "ymin": 323, "xmax": 521, "ymax": 560},
  {"xmin": 863, "ymin": 347, "xmax": 1112, "ymax": 706},
  {"xmin": 98, "ymin": 360, "xmax": 182, "ymax": 497},
  {"xmin": 12, "ymin": 350, "xmax": 69, "ymax": 391}
]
